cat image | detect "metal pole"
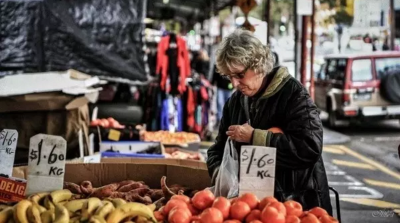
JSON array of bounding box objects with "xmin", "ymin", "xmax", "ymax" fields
[
  {"xmin": 300, "ymin": 16, "xmax": 308, "ymax": 86},
  {"xmin": 310, "ymin": 0, "xmax": 315, "ymax": 100},
  {"xmin": 390, "ymin": 0, "xmax": 395, "ymax": 50},
  {"xmin": 265, "ymin": 0, "xmax": 271, "ymax": 45}
]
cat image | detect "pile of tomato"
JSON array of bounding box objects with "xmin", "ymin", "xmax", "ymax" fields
[{"xmin": 154, "ymin": 190, "xmax": 338, "ymax": 223}]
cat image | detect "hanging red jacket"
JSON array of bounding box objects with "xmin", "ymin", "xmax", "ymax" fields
[{"xmin": 156, "ymin": 35, "xmax": 191, "ymax": 94}]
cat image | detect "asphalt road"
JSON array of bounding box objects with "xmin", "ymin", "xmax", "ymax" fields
[{"xmin": 323, "ymin": 119, "xmax": 400, "ymax": 222}]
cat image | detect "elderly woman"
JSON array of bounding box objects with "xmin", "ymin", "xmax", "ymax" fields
[{"xmin": 207, "ymin": 29, "xmax": 332, "ymax": 214}]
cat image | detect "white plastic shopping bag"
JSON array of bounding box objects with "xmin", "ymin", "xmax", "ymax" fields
[{"xmin": 209, "ymin": 138, "xmax": 239, "ymax": 198}]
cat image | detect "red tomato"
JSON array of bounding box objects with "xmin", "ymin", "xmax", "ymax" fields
[
  {"xmin": 268, "ymin": 201, "xmax": 287, "ymax": 216},
  {"xmin": 259, "ymin": 196, "xmax": 278, "ymax": 211},
  {"xmin": 286, "ymin": 215, "xmax": 301, "ymax": 223},
  {"xmin": 238, "ymin": 193, "xmax": 259, "ymax": 210},
  {"xmin": 284, "ymin": 200, "xmax": 303, "ymax": 217},
  {"xmin": 153, "ymin": 211, "xmax": 164, "ymax": 222},
  {"xmin": 245, "ymin": 209, "xmax": 261, "ymax": 223},
  {"xmin": 191, "ymin": 190, "xmax": 215, "ymax": 211},
  {"xmin": 224, "ymin": 220, "xmax": 241, "ymax": 223},
  {"xmin": 261, "ymin": 206, "xmax": 285, "ymax": 223},
  {"xmin": 168, "ymin": 208, "xmax": 192, "ymax": 223},
  {"xmin": 300, "ymin": 213, "xmax": 321, "ymax": 223},
  {"xmin": 212, "ymin": 197, "xmax": 231, "ymax": 219},
  {"xmin": 229, "ymin": 201, "xmax": 251, "ymax": 221},
  {"xmin": 164, "ymin": 199, "xmax": 188, "ymax": 216},
  {"xmin": 309, "ymin": 207, "xmax": 328, "ymax": 218},
  {"xmin": 171, "ymin": 195, "xmax": 191, "ymax": 204},
  {"xmin": 319, "ymin": 215, "xmax": 339, "ymax": 223},
  {"xmin": 199, "ymin": 208, "xmax": 224, "ymax": 223}
]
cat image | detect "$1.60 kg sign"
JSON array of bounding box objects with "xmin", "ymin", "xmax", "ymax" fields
[
  {"xmin": 239, "ymin": 145, "xmax": 277, "ymax": 200},
  {"xmin": 27, "ymin": 134, "xmax": 67, "ymax": 195}
]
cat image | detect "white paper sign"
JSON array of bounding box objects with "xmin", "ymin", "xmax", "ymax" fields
[
  {"xmin": 239, "ymin": 145, "xmax": 277, "ymax": 199},
  {"xmin": 0, "ymin": 129, "xmax": 18, "ymax": 177},
  {"xmin": 27, "ymin": 134, "xmax": 66, "ymax": 195}
]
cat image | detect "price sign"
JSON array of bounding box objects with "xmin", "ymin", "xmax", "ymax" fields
[
  {"xmin": 239, "ymin": 146, "xmax": 277, "ymax": 199},
  {"xmin": 0, "ymin": 129, "xmax": 18, "ymax": 177},
  {"xmin": 108, "ymin": 129, "xmax": 121, "ymax": 141},
  {"xmin": 27, "ymin": 134, "xmax": 66, "ymax": 195}
]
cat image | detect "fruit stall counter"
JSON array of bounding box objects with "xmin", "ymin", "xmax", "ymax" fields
[{"xmin": 0, "ymin": 161, "xmax": 339, "ymax": 223}]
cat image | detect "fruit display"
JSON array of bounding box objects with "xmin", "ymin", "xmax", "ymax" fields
[
  {"xmin": 0, "ymin": 190, "xmax": 157, "ymax": 223},
  {"xmin": 155, "ymin": 190, "xmax": 339, "ymax": 223},
  {"xmin": 90, "ymin": 117, "xmax": 125, "ymax": 129},
  {"xmin": 142, "ymin": 131, "xmax": 200, "ymax": 145}
]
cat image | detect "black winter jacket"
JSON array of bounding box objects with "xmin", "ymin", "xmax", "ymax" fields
[{"xmin": 207, "ymin": 67, "xmax": 332, "ymax": 214}]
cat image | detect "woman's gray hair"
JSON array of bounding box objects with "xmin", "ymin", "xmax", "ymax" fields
[{"xmin": 216, "ymin": 29, "xmax": 274, "ymax": 76}]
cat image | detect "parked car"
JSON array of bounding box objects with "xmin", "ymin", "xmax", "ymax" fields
[{"xmin": 315, "ymin": 51, "xmax": 400, "ymax": 127}]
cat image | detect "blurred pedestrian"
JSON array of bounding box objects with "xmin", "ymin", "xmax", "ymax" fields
[{"xmin": 212, "ymin": 65, "xmax": 233, "ymax": 125}]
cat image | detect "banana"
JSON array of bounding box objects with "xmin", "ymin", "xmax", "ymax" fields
[
  {"xmin": 28, "ymin": 192, "xmax": 49, "ymax": 205},
  {"xmin": 89, "ymin": 215, "xmax": 107, "ymax": 223},
  {"xmin": 40, "ymin": 210, "xmax": 55, "ymax": 223},
  {"xmin": 26, "ymin": 204, "xmax": 42, "ymax": 223},
  {"xmin": 136, "ymin": 215, "xmax": 152, "ymax": 223},
  {"xmin": 80, "ymin": 197, "xmax": 102, "ymax": 222},
  {"xmin": 94, "ymin": 201, "xmax": 115, "ymax": 218},
  {"xmin": 50, "ymin": 189, "xmax": 73, "ymax": 204},
  {"xmin": 106, "ymin": 202, "xmax": 157, "ymax": 223},
  {"xmin": 69, "ymin": 216, "xmax": 80, "ymax": 223},
  {"xmin": 32, "ymin": 203, "xmax": 47, "ymax": 213},
  {"xmin": 64, "ymin": 199, "xmax": 87, "ymax": 214},
  {"xmin": 0, "ymin": 204, "xmax": 12, "ymax": 212},
  {"xmin": 44, "ymin": 196, "xmax": 55, "ymax": 211},
  {"xmin": 13, "ymin": 199, "xmax": 32, "ymax": 223},
  {"xmin": 0, "ymin": 207, "xmax": 13, "ymax": 223},
  {"xmin": 147, "ymin": 203, "xmax": 156, "ymax": 212},
  {"xmin": 53, "ymin": 203, "xmax": 69, "ymax": 223},
  {"xmin": 110, "ymin": 198, "xmax": 127, "ymax": 208}
]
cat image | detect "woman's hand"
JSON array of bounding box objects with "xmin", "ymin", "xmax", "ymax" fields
[{"xmin": 226, "ymin": 123, "xmax": 254, "ymax": 143}]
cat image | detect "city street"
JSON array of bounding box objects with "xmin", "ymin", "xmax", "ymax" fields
[{"xmin": 322, "ymin": 115, "xmax": 400, "ymax": 222}]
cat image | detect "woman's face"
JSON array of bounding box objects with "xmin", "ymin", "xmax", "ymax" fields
[{"xmin": 225, "ymin": 65, "xmax": 263, "ymax": 97}]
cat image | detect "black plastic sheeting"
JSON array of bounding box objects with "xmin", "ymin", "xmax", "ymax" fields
[{"xmin": 0, "ymin": 0, "xmax": 147, "ymax": 81}]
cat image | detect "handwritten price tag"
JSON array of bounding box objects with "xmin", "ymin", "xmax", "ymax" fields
[
  {"xmin": 0, "ymin": 129, "xmax": 18, "ymax": 177},
  {"xmin": 27, "ymin": 134, "xmax": 67, "ymax": 195},
  {"xmin": 239, "ymin": 145, "xmax": 277, "ymax": 199}
]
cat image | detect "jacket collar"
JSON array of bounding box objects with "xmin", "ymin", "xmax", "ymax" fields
[{"xmin": 240, "ymin": 66, "xmax": 291, "ymax": 107}]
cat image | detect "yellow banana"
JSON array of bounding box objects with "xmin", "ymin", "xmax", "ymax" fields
[
  {"xmin": 80, "ymin": 197, "xmax": 102, "ymax": 222},
  {"xmin": 94, "ymin": 201, "xmax": 115, "ymax": 218},
  {"xmin": 147, "ymin": 203, "xmax": 156, "ymax": 212},
  {"xmin": 89, "ymin": 215, "xmax": 107, "ymax": 223},
  {"xmin": 53, "ymin": 203, "xmax": 69, "ymax": 223},
  {"xmin": 13, "ymin": 199, "xmax": 32, "ymax": 223},
  {"xmin": 50, "ymin": 189, "xmax": 72, "ymax": 204},
  {"xmin": 110, "ymin": 198, "xmax": 127, "ymax": 208},
  {"xmin": 40, "ymin": 210, "xmax": 55, "ymax": 223},
  {"xmin": 64, "ymin": 199, "xmax": 87, "ymax": 214},
  {"xmin": 0, "ymin": 204, "xmax": 11, "ymax": 212},
  {"xmin": 28, "ymin": 192, "xmax": 49, "ymax": 205},
  {"xmin": 136, "ymin": 215, "xmax": 152, "ymax": 223},
  {"xmin": 70, "ymin": 216, "xmax": 81, "ymax": 223},
  {"xmin": 32, "ymin": 202, "xmax": 47, "ymax": 213},
  {"xmin": 44, "ymin": 196, "xmax": 55, "ymax": 211},
  {"xmin": 0, "ymin": 207, "xmax": 13, "ymax": 223},
  {"xmin": 26, "ymin": 204, "xmax": 42, "ymax": 223},
  {"xmin": 106, "ymin": 202, "xmax": 157, "ymax": 223}
]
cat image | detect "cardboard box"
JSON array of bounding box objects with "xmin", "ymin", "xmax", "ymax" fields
[
  {"xmin": 13, "ymin": 159, "xmax": 211, "ymax": 190},
  {"xmin": 0, "ymin": 70, "xmax": 101, "ymax": 159}
]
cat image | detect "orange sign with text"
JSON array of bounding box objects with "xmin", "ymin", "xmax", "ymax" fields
[{"xmin": 0, "ymin": 176, "xmax": 26, "ymax": 203}]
